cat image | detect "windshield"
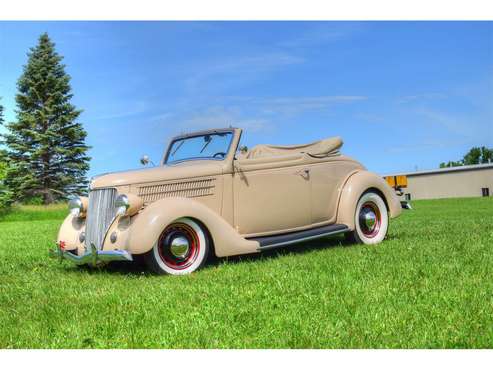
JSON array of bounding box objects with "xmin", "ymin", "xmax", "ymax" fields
[{"xmin": 165, "ymin": 131, "xmax": 234, "ymax": 164}]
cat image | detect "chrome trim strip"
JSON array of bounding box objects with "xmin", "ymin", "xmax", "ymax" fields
[{"xmin": 257, "ymin": 227, "xmax": 349, "ymax": 250}]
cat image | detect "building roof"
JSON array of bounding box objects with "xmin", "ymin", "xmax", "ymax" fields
[{"xmin": 383, "ymin": 162, "xmax": 493, "ymax": 177}]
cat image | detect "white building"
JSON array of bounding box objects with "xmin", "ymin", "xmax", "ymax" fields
[{"xmin": 384, "ymin": 163, "xmax": 493, "ymax": 200}]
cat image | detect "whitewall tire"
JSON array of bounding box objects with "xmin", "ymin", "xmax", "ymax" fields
[
  {"xmin": 347, "ymin": 191, "xmax": 389, "ymax": 245},
  {"xmin": 144, "ymin": 217, "xmax": 209, "ymax": 275}
]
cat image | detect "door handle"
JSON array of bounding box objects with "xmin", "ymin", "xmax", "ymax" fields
[{"xmin": 296, "ymin": 168, "xmax": 310, "ymax": 178}]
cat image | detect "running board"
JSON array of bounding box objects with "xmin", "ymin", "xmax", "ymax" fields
[{"xmin": 249, "ymin": 224, "xmax": 349, "ymax": 250}]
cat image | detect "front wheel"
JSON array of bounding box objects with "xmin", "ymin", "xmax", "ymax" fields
[
  {"xmin": 144, "ymin": 218, "xmax": 210, "ymax": 275},
  {"xmin": 346, "ymin": 191, "xmax": 389, "ymax": 245}
]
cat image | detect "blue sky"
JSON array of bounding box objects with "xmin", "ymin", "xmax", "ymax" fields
[{"xmin": 0, "ymin": 21, "xmax": 492, "ymax": 177}]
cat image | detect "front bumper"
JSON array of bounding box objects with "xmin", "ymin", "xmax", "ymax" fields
[{"xmin": 49, "ymin": 243, "xmax": 133, "ymax": 266}]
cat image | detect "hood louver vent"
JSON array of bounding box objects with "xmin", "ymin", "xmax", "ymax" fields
[{"xmin": 138, "ymin": 178, "xmax": 216, "ymax": 203}]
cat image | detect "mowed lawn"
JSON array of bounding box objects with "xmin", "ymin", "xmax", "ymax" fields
[{"xmin": 0, "ymin": 198, "xmax": 492, "ymax": 348}]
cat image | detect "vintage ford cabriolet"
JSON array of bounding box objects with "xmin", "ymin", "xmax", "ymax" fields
[{"xmin": 52, "ymin": 127, "xmax": 402, "ymax": 275}]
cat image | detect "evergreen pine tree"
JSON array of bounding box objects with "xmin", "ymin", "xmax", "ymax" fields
[
  {"xmin": 0, "ymin": 98, "xmax": 13, "ymax": 210},
  {"xmin": 3, "ymin": 33, "xmax": 90, "ymax": 204}
]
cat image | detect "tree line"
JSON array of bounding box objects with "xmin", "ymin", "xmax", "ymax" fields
[
  {"xmin": 0, "ymin": 33, "xmax": 90, "ymax": 210},
  {"xmin": 439, "ymin": 147, "xmax": 493, "ymax": 168}
]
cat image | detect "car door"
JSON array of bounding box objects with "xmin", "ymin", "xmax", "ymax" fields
[{"xmin": 233, "ymin": 156, "xmax": 311, "ymax": 235}]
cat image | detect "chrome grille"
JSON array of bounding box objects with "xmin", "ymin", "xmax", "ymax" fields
[{"xmin": 85, "ymin": 188, "xmax": 117, "ymax": 250}]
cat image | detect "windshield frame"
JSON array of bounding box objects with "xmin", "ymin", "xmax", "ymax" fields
[{"xmin": 163, "ymin": 129, "xmax": 236, "ymax": 165}]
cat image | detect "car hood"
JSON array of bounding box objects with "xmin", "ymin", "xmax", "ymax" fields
[{"xmin": 90, "ymin": 160, "xmax": 225, "ymax": 189}]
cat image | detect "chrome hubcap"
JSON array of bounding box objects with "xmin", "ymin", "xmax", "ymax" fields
[
  {"xmin": 169, "ymin": 236, "xmax": 190, "ymax": 258},
  {"xmin": 359, "ymin": 201, "xmax": 381, "ymax": 237},
  {"xmin": 362, "ymin": 209, "xmax": 377, "ymax": 230}
]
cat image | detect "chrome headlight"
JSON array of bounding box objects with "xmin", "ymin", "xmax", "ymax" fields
[
  {"xmin": 115, "ymin": 193, "xmax": 143, "ymax": 217},
  {"xmin": 115, "ymin": 194, "xmax": 130, "ymax": 216},
  {"xmin": 68, "ymin": 197, "xmax": 84, "ymax": 217}
]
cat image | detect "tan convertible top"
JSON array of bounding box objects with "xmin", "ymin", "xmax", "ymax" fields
[{"xmin": 244, "ymin": 136, "xmax": 343, "ymax": 159}]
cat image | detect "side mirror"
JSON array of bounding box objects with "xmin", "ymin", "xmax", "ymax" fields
[{"xmin": 140, "ymin": 155, "xmax": 155, "ymax": 167}]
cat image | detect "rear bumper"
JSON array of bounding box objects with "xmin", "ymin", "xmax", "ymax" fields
[
  {"xmin": 400, "ymin": 201, "xmax": 412, "ymax": 210},
  {"xmin": 49, "ymin": 243, "xmax": 133, "ymax": 266}
]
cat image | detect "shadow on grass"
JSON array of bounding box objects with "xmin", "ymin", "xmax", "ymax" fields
[
  {"xmin": 63, "ymin": 234, "xmax": 350, "ymax": 276},
  {"xmin": 67, "ymin": 256, "xmax": 150, "ymax": 276},
  {"xmin": 208, "ymin": 234, "xmax": 349, "ymax": 268}
]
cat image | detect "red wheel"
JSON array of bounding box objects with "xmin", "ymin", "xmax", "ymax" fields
[
  {"xmin": 157, "ymin": 222, "xmax": 200, "ymax": 270},
  {"xmin": 144, "ymin": 218, "xmax": 209, "ymax": 275}
]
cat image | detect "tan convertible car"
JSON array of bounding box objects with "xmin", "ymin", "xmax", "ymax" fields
[{"xmin": 52, "ymin": 127, "xmax": 403, "ymax": 275}]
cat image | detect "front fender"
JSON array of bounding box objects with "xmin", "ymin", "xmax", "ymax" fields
[
  {"xmin": 57, "ymin": 213, "xmax": 86, "ymax": 255},
  {"xmin": 111, "ymin": 197, "xmax": 259, "ymax": 257},
  {"xmin": 336, "ymin": 170, "xmax": 402, "ymax": 230}
]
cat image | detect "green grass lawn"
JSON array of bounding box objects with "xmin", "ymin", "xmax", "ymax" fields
[{"xmin": 0, "ymin": 198, "xmax": 492, "ymax": 348}]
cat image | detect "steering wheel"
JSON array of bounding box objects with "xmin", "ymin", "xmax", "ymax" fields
[{"xmin": 213, "ymin": 152, "xmax": 227, "ymax": 159}]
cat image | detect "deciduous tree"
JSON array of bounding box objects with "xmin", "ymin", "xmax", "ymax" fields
[{"xmin": 440, "ymin": 146, "xmax": 493, "ymax": 168}]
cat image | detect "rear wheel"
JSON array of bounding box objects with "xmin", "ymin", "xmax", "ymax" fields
[
  {"xmin": 346, "ymin": 191, "xmax": 388, "ymax": 245},
  {"xmin": 144, "ymin": 218, "xmax": 209, "ymax": 275}
]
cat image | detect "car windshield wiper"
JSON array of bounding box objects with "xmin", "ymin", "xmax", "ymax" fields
[
  {"xmin": 200, "ymin": 136, "xmax": 214, "ymax": 153},
  {"xmin": 171, "ymin": 140, "xmax": 185, "ymax": 157}
]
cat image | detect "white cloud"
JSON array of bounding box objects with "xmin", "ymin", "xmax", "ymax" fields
[
  {"xmin": 169, "ymin": 106, "xmax": 272, "ymax": 136},
  {"xmin": 235, "ymin": 118, "xmax": 271, "ymax": 133},
  {"xmin": 397, "ymin": 93, "xmax": 447, "ymax": 104},
  {"xmin": 410, "ymin": 107, "xmax": 493, "ymax": 148},
  {"xmin": 416, "ymin": 108, "xmax": 473, "ymax": 137},
  {"xmin": 162, "ymin": 95, "xmax": 367, "ymax": 135},
  {"xmin": 184, "ymin": 52, "xmax": 304, "ymax": 92},
  {"xmin": 251, "ymin": 95, "xmax": 367, "ymax": 115},
  {"xmin": 214, "ymin": 53, "xmax": 304, "ymax": 71},
  {"xmin": 278, "ymin": 23, "xmax": 365, "ymax": 49},
  {"xmin": 180, "ymin": 108, "xmax": 235, "ymax": 130}
]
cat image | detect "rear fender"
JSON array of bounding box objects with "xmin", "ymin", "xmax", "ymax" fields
[{"xmin": 336, "ymin": 170, "xmax": 402, "ymax": 230}]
